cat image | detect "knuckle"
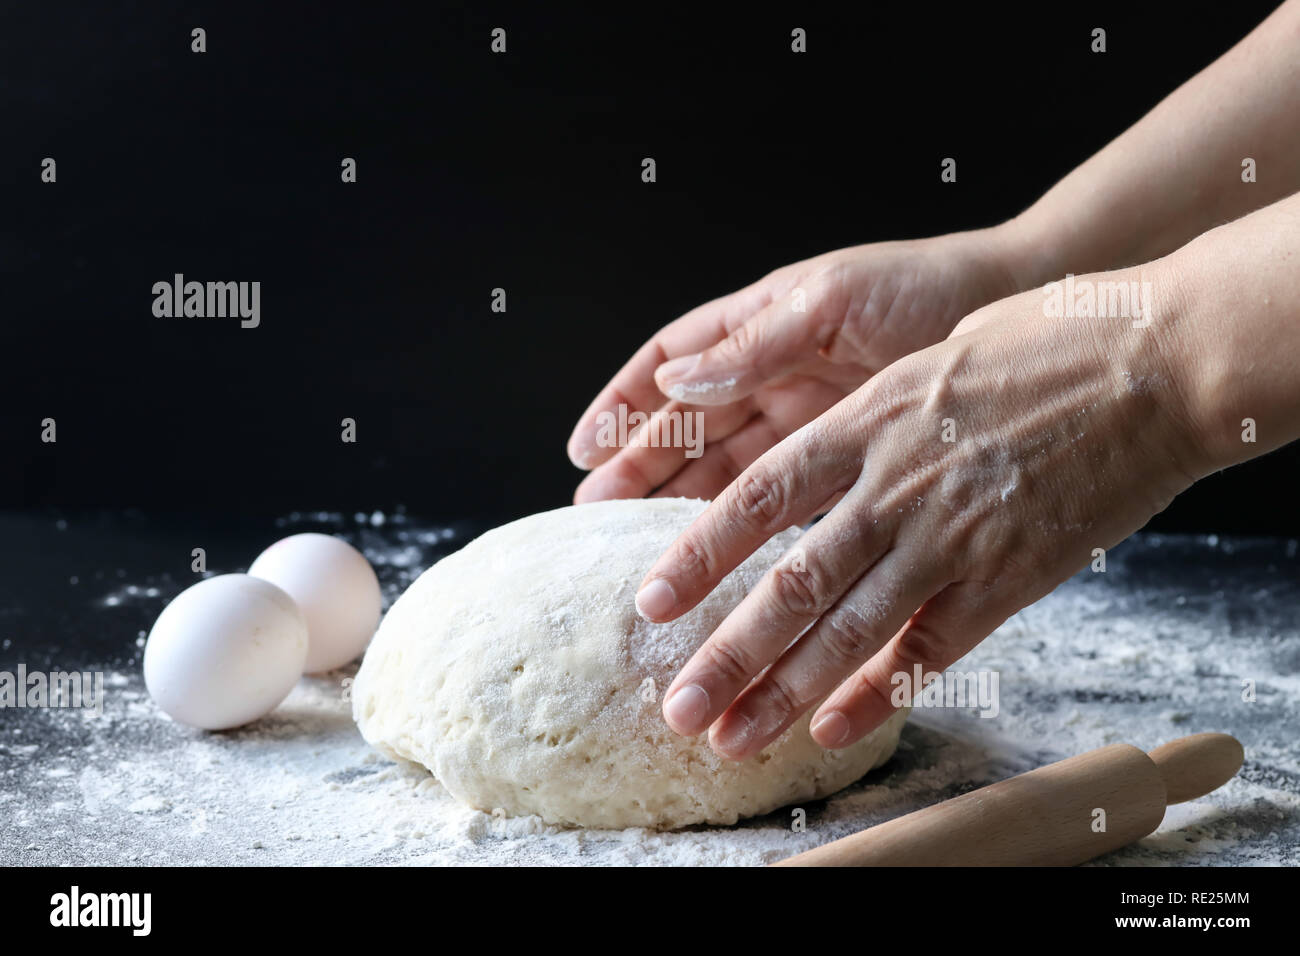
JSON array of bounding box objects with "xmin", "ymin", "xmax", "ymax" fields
[
  {"xmin": 723, "ymin": 321, "xmax": 761, "ymax": 359},
  {"xmin": 805, "ymin": 264, "xmax": 848, "ymax": 316},
  {"xmin": 733, "ymin": 466, "xmax": 787, "ymax": 529},
  {"xmin": 758, "ymin": 672, "xmax": 803, "ymax": 721},
  {"xmin": 804, "ymin": 264, "xmax": 839, "ymax": 297},
  {"xmin": 893, "ymin": 622, "xmax": 946, "ymax": 669},
  {"xmin": 818, "ymin": 606, "xmax": 879, "ymax": 666},
  {"xmin": 673, "ymin": 534, "xmax": 716, "ymax": 581},
  {"xmin": 767, "ymin": 558, "xmax": 824, "ymax": 617},
  {"xmin": 704, "ymin": 639, "xmax": 754, "ymax": 686},
  {"xmin": 850, "ymin": 668, "xmax": 898, "ymax": 714}
]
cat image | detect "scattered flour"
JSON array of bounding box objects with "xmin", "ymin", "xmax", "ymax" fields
[
  {"xmin": 2, "ymin": 514, "xmax": 1297, "ymax": 865},
  {"xmin": 664, "ymin": 376, "xmax": 740, "ymax": 402}
]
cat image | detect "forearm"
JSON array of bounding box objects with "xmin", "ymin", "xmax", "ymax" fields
[
  {"xmin": 1006, "ymin": 0, "xmax": 1300, "ymax": 287},
  {"xmin": 1154, "ymin": 190, "xmax": 1300, "ymax": 475}
]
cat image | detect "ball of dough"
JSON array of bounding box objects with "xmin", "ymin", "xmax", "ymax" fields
[{"xmin": 352, "ymin": 498, "xmax": 908, "ymax": 829}]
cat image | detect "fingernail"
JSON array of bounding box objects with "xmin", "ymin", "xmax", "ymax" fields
[
  {"xmin": 635, "ymin": 578, "xmax": 676, "ymax": 620},
  {"xmin": 567, "ymin": 437, "xmax": 597, "ymax": 469},
  {"xmin": 664, "ymin": 683, "xmax": 709, "ymax": 732},
  {"xmin": 811, "ymin": 710, "xmax": 851, "ymax": 748},
  {"xmin": 656, "ymin": 354, "xmax": 700, "ymax": 384}
]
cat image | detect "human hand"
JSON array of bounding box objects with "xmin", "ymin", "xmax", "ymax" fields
[
  {"xmin": 566, "ymin": 226, "xmax": 1030, "ymax": 503},
  {"xmin": 635, "ymin": 264, "xmax": 1207, "ymax": 758}
]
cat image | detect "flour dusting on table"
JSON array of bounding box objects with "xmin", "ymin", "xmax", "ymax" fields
[{"xmin": 2, "ymin": 511, "xmax": 1296, "ymax": 866}]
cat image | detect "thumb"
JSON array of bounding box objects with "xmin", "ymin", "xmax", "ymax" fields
[{"xmin": 653, "ymin": 296, "xmax": 833, "ymax": 405}]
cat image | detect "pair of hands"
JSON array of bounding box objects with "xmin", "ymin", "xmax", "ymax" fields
[{"xmin": 567, "ymin": 226, "xmax": 1203, "ymax": 759}]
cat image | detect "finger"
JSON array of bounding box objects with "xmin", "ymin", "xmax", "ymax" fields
[
  {"xmin": 566, "ymin": 282, "xmax": 778, "ymax": 470},
  {"xmin": 706, "ymin": 549, "xmax": 950, "ymax": 758},
  {"xmin": 810, "ymin": 489, "xmax": 849, "ymax": 517},
  {"xmin": 573, "ymin": 400, "xmax": 756, "ymax": 503},
  {"xmin": 634, "ymin": 418, "xmax": 860, "ymax": 624},
  {"xmin": 653, "ymin": 289, "xmax": 840, "ymax": 407},
  {"xmin": 659, "ymin": 494, "xmax": 892, "ymax": 739},
  {"xmin": 809, "ymin": 579, "xmax": 1010, "ymax": 748},
  {"xmin": 647, "ymin": 413, "xmax": 782, "ymax": 501},
  {"xmin": 650, "ymin": 373, "xmax": 856, "ymax": 501},
  {"xmin": 566, "ymin": 337, "xmax": 709, "ymax": 472}
]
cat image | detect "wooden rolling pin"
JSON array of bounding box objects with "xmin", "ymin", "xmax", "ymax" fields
[{"xmin": 774, "ymin": 732, "xmax": 1243, "ymax": 867}]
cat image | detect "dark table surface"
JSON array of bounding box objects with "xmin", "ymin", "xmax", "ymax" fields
[{"xmin": 1, "ymin": 509, "xmax": 1297, "ymax": 865}]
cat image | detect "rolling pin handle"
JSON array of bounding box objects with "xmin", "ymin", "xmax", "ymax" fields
[{"xmin": 1146, "ymin": 732, "xmax": 1244, "ymax": 805}]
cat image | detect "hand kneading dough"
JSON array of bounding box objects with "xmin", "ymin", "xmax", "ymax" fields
[{"xmin": 352, "ymin": 498, "xmax": 908, "ymax": 829}]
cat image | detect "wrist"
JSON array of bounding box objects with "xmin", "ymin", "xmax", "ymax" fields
[
  {"xmin": 1033, "ymin": 258, "xmax": 1218, "ymax": 487},
  {"xmin": 1146, "ymin": 217, "xmax": 1300, "ymax": 476},
  {"xmin": 1122, "ymin": 257, "xmax": 1223, "ymax": 483},
  {"xmin": 984, "ymin": 213, "xmax": 1066, "ymax": 295}
]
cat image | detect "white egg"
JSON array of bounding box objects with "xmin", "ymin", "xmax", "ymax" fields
[
  {"xmin": 144, "ymin": 574, "xmax": 308, "ymax": 730},
  {"xmin": 247, "ymin": 533, "xmax": 381, "ymax": 673}
]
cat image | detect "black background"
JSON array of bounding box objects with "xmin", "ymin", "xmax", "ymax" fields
[{"xmin": 3, "ymin": 1, "xmax": 1295, "ymax": 532}]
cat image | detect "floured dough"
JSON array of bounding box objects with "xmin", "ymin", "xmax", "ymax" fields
[{"xmin": 352, "ymin": 497, "xmax": 908, "ymax": 829}]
